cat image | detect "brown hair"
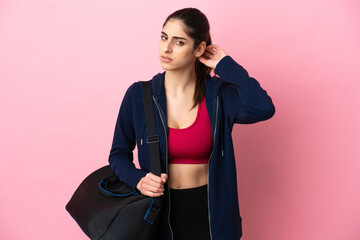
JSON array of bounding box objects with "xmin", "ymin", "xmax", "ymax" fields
[{"xmin": 163, "ymin": 8, "xmax": 212, "ymax": 110}]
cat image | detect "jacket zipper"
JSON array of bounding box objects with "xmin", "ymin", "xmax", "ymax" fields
[
  {"xmin": 207, "ymin": 95, "xmax": 219, "ymax": 240},
  {"xmin": 152, "ymin": 95, "xmax": 174, "ymax": 240},
  {"xmin": 140, "ymin": 123, "xmax": 146, "ymax": 145},
  {"xmin": 152, "ymin": 95, "xmax": 218, "ymax": 240}
]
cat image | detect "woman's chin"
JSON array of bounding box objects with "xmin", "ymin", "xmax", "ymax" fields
[{"xmin": 160, "ymin": 62, "xmax": 174, "ymax": 71}]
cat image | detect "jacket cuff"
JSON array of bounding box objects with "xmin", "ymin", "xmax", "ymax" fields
[{"xmin": 126, "ymin": 168, "xmax": 148, "ymax": 191}]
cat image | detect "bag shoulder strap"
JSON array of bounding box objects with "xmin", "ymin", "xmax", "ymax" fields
[
  {"xmin": 140, "ymin": 81, "xmax": 162, "ymax": 177},
  {"xmin": 140, "ymin": 81, "xmax": 164, "ymax": 224}
]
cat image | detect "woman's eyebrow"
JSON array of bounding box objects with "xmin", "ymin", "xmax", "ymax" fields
[{"xmin": 161, "ymin": 31, "xmax": 187, "ymax": 41}]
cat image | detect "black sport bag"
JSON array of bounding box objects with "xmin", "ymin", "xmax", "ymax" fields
[{"xmin": 66, "ymin": 81, "xmax": 164, "ymax": 240}]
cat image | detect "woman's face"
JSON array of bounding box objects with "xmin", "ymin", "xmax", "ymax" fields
[{"xmin": 159, "ymin": 19, "xmax": 202, "ymax": 72}]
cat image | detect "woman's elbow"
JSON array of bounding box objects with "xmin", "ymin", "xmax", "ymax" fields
[
  {"xmin": 251, "ymin": 102, "xmax": 276, "ymax": 122},
  {"xmin": 262, "ymin": 102, "xmax": 276, "ymax": 121},
  {"xmin": 265, "ymin": 102, "xmax": 276, "ymax": 120},
  {"xmin": 239, "ymin": 103, "xmax": 275, "ymax": 124}
]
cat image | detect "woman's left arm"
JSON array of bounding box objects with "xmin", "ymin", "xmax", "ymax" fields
[{"xmin": 200, "ymin": 45, "xmax": 275, "ymax": 124}]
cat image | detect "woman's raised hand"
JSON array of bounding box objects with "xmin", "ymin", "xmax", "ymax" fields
[
  {"xmin": 136, "ymin": 172, "xmax": 168, "ymax": 197},
  {"xmin": 198, "ymin": 45, "xmax": 228, "ymax": 69}
]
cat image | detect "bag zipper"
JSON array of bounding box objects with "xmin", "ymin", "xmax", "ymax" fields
[{"xmin": 152, "ymin": 95, "xmax": 174, "ymax": 240}]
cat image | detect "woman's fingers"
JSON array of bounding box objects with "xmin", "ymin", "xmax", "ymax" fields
[
  {"xmin": 161, "ymin": 173, "xmax": 168, "ymax": 183},
  {"xmin": 142, "ymin": 182, "xmax": 165, "ymax": 193},
  {"xmin": 202, "ymin": 51, "xmax": 213, "ymax": 60},
  {"xmin": 205, "ymin": 45, "xmax": 218, "ymax": 55},
  {"xmin": 147, "ymin": 172, "xmax": 163, "ymax": 183},
  {"xmin": 142, "ymin": 190, "xmax": 164, "ymax": 197},
  {"xmin": 138, "ymin": 181, "xmax": 164, "ymax": 196},
  {"xmin": 137, "ymin": 172, "xmax": 167, "ymax": 197},
  {"xmin": 199, "ymin": 44, "xmax": 228, "ymax": 69},
  {"xmin": 144, "ymin": 173, "xmax": 164, "ymax": 188},
  {"xmin": 147, "ymin": 172, "xmax": 167, "ymax": 184}
]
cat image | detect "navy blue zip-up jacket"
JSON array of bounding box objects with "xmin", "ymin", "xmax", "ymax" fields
[{"xmin": 108, "ymin": 56, "xmax": 275, "ymax": 240}]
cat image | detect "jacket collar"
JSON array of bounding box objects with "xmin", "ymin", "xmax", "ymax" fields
[{"xmin": 150, "ymin": 71, "xmax": 224, "ymax": 98}]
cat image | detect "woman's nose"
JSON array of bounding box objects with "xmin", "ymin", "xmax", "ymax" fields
[{"xmin": 164, "ymin": 42, "xmax": 172, "ymax": 53}]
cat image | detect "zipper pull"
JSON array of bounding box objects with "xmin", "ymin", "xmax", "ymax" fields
[
  {"xmin": 221, "ymin": 149, "xmax": 224, "ymax": 157},
  {"xmin": 141, "ymin": 138, "xmax": 143, "ymax": 145}
]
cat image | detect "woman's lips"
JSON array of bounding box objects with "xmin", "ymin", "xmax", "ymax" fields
[{"xmin": 161, "ymin": 56, "xmax": 173, "ymax": 63}]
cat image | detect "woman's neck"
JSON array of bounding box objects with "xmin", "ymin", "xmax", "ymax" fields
[{"xmin": 164, "ymin": 68, "xmax": 196, "ymax": 98}]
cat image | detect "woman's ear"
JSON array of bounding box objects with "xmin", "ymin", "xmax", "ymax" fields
[{"xmin": 195, "ymin": 41, "xmax": 207, "ymax": 58}]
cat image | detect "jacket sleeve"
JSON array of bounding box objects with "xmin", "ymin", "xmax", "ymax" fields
[
  {"xmin": 214, "ymin": 56, "xmax": 275, "ymax": 124},
  {"xmin": 108, "ymin": 83, "xmax": 148, "ymax": 190}
]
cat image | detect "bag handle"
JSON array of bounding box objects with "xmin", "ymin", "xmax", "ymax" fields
[{"xmin": 99, "ymin": 175, "xmax": 137, "ymax": 197}]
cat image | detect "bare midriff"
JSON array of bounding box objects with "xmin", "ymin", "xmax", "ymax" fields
[{"xmin": 168, "ymin": 163, "xmax": 208, "ymax": 189}]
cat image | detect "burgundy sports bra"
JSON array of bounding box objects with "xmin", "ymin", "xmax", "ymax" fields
[{"xmin": 168, "ymin": 97, "xmax": 213, "ymax": 164}]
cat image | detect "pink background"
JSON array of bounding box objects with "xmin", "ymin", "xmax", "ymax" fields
[{"xmin": 1, "ymin": 0, "xmax": 359, "ymax": 239}]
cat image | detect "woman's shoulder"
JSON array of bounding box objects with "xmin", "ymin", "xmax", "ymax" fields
[{"xmin": 123, "ymin": 72, "xmax": 166, "ymax": 98}]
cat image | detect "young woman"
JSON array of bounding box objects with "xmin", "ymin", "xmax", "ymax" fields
[{"xmin": 108, "ymin": 8, "xmax": 275, "ymax": 240}]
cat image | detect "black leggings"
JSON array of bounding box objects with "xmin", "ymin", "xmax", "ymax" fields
[{"xmin": 169, "ymin": 184, "xmax": 211, "ymax": 240}]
